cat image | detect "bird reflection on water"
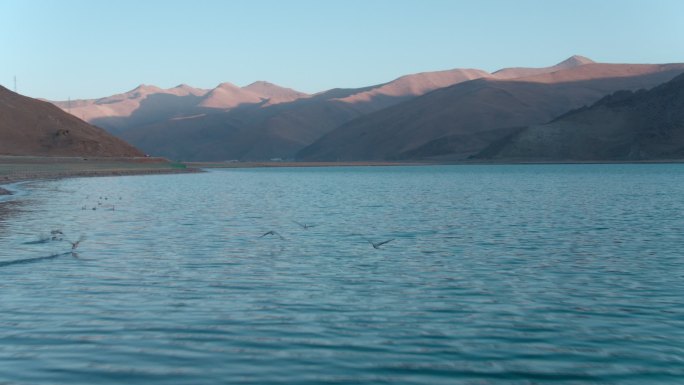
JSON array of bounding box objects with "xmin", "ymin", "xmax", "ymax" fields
[{"xmin": 0, "ymin": 251, "xmax": 78, "ymax": 267}]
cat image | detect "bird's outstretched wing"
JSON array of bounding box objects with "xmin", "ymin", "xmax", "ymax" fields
[
  {"xmin": 260, "ymin": 231, "xmax": 285, "ymax": 240},
  {"xmin": 355, "ymin": 235, "xmax": 376, "ymax": 246},
  {"xmin": 292, "ymin": 220, "xmax": 315, "ymax": 229},
  {"xmin": 375, "ymin": 238, "xmax": 394, "ymax": 247},
  {"xmin": 67, "ymin": 235, "xmax": 86, "ymax": 250},
  {"xmin": 350, "ymin": 234, "xmax": 393, "ymax": 248}
]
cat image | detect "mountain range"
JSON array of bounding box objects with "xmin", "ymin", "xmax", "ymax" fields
[{"xmin": 48, "ymin": 56, "xmax": 684, "ymax": 162}]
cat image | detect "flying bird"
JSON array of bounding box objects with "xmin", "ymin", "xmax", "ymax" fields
[
  {"xmin": 368, "ymin": 238, "xmax": 394, "ymax": 249},
  {"xmin": 66, "ymin": 235, "xmax": 86, "ymax": 250},
  {"xmin": 356, "ymin": 236, "xmax": 394, "ymax": 249},
  {"xmin": 292, "ymin": 220, "xmax": 315, "ymax": 230},
  {"xmin": 260, "ymin": 230, "xmax": 285, "ymax": 240}
]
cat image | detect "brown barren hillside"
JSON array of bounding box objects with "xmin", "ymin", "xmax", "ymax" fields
[
  {"xmin": 197, "ymin": 82, "xmax": 266, "ymax": 109},
  {"xmin": 335, "ymin": 68, "xmax": 492, "ymax": 111},
  {"xmin": 52, "ymin": 84, "xmax": 210, "ymax": 132},
  {"xmin": 243, "ymin": 81, "xmax": 309, "ymax": 105},
  {"xmin": 0, "ymin": 86, "xmax": 143, "ymax": 157},
  {"xmin": 54, "ymin": 81, "xmax": 306, "ymax": 130},
  {"xmin": 512, "ymin": 62, "xmax": 684, "ymax": 84},
  {"xmin": 493, "ymin": 55, "xmax": 595, "ymax": 79}
]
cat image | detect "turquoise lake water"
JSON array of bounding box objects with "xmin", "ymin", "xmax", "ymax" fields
[{"xmin": 1, "ymin": 165, "xmax": 683, "ymax": 384}]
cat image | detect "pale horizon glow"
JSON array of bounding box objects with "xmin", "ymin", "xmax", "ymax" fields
[{"xmin": 1, "ymin": 0, "xmax": 684, "ymax": 100}]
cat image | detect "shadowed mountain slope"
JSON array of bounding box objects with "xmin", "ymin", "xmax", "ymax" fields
[
  {"xmin": 476, "ymin": 73, "xmax": 684, "ymax": 161},
  {"xmin": 0, "ymin": 86, "xmax": 142, "ymax": 157},
  {"xmin": 119, "ymin": 97, "xmax": 367, "ymax": 161},
  {"xmin": 53, "ymin": 84, "xmax": 209, "ymax": 133},
  {"xmin": 297, "ymin": 62, "xmax": 684, "ymax": 161}
]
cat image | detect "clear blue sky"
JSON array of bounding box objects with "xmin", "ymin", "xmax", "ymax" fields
[{"xmin": 2, "ymin": 0, "xmax": 683, "ymax": 100}]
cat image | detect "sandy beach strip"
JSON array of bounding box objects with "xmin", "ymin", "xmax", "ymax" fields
[
  {"xmin": 0, "ymin": 156, "xmax": 200, "ymax": 194},
  {"xmin": 184, "ymin": 161, "xmax": 432, "ymax": 169}
]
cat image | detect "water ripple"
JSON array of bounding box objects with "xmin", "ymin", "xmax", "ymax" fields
[{"xmin": 1, "ymin": 165, "xmax": 684, "ymax": 384}]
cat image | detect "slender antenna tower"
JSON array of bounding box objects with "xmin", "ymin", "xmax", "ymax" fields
[
  {"xmin": 68, "ymin": 96, "xmax": 71, "ymax": 114},
  {"xmin": 13, "ymin": 76, "xmax": 17, "ymax": 93}
]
